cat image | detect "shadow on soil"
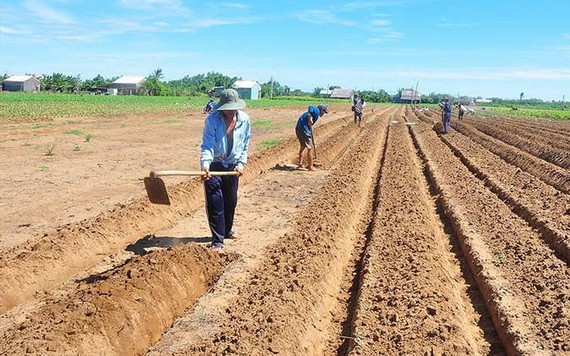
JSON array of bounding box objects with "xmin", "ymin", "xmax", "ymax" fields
[{"xmin": 126, "ymin": 234, "xmax": 210, "ymax": 256}]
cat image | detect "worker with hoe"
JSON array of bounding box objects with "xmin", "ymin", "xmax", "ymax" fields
[
  {"xmin": 295, "ymin": 104, "xmax": 329, "ymax": 171},
  {"xmin": 200, "ymin": 89, "xmax": 251, "ymax": 250},
  {"xmin": 456, "ymin": 101, "xmax": 465, "ymax": 121},
  {"xmin": 439, "ymin": 97, "xmax": 452, "ymax": 134},
  {"xmin": 352, "ymin": 93, "xmax": 366, "ymax": 127}
]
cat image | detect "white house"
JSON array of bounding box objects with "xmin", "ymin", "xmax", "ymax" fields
[
  {"xmin": 330, "ymin": 88, "xmax": 354, "ymax": 99},
  {"xmin": 2, "ymin": 75, "xmax": 40, "ymax": 92},
  {"xmin": 233, "ymin": 80, "xmax": 261, "ymax": 100},
  {"xmin": 400, "ymin": 89, "xmax": 421, "ymax": 103},
  {"xmin": 108, "ymin": 76, "xmax": 146, "ymax": 95}
]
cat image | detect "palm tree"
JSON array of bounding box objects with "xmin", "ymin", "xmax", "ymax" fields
[{"xmin": 144, "ymin": 68, "xmax": 164, "ymax": 96}]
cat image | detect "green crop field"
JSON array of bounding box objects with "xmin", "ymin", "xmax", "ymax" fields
[
  {"xmin": 0, "ymin": 92, "xmax": 341, "ymax": 123},
  {"xmin": 4, "ymin": 92, "xmax": 566, "ymax": 122},
  {"xmin": 0, "ymin": 92, "xmax": 201, "ymax": 122},
  {"xmin": 479, "ymin": 106, "xmax": 570, "ymax": 120}
]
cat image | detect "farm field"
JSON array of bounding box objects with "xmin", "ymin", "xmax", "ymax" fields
[{"xmin": 0, "ymin": 103, "xmax": 569, "ymax": 355}]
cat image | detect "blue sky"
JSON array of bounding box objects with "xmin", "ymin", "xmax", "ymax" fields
[{"xmin": 1, "ymin": 0, "xmax": 569, "ymax": 100}]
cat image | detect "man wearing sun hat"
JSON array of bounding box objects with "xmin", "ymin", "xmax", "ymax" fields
[
  {"xmin": 200, "ymin": 88, "xmax": 251, "ymax": 249},
  {"xmin": 295, "ymin": 103, "xmax": 329, "ymax": 171}
]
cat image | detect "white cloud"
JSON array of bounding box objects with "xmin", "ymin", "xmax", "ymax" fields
[
  {"xmin": 296, "ymin": 10, "xmax": 356, "ymax": 27},
  {"xmin": 366, "ymin": 30, "xmax": 404, "ymax": 44},
  {"xmin": 220, "ymin": 3, "xmax": 249, "ymax": 10},
  {"xmin": 119, "ymin": 0, "xmax": 179, "ymax": 8},
  {"xmin": 0, "ymin": 26, "xmax": 20, "ymax": 34},
  {"xmin": 24, "ymin": 0, "xmax": 74, "ymax": 24},
  {"xmin": 371, "ymin": 19, "xmax": 391, "ymax": 26}
]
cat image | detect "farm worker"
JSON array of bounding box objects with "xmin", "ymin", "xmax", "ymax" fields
[
  {"xmin": 440, "ymin": 97, "xmax": 452, "ymax": 134},
  {"xmin": 203, "ymin": 98, "xmax": 216, "ymax": 114},
  {"xmin": 352, "ymin": 94, "xmax": 366, "ymax": 127},
  {"xmin": 295, "ymin": 104, "xmax": 329, "ymax": 171},
  {"xmin": 200, "ymin": 89, "xmax": 251, "ymax": 250},
  {"xmin": 456, "ymin": 102, "xmax": 465, "ymax": 121}
]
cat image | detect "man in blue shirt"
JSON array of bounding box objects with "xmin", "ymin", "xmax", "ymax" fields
[
  {"xmin": 200, "ymin": 89, "xmax": 251, "ymax": 249},
  {"xmin": 439, "ymin": 97, "xmax": 452, "ymax": 134},
  {"xmin": 295, "ymin": 104, "xmax": 329, "ymax": 171}
]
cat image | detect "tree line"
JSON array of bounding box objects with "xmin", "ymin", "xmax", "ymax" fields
[
  {"xmin": 2, "ymin": 70, "xmax": 562, "ymax": 106},
  {"xmin": 0, "ymin": 69, "xmax": 422, "ymax": 103}
]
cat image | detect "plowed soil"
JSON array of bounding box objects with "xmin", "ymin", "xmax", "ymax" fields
[{"xmin": 1, "ymin": 104, "xmax": 568, "ymax": 355}]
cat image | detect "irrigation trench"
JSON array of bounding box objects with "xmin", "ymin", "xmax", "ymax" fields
[{"xmin": 0, "ymin": 106, "xmax": 569, "ymax": 355}]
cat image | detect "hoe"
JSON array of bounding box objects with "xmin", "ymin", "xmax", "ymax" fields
[{"xmin": 144, "ymin": 170, "xmax": 238, "ymax": 205}]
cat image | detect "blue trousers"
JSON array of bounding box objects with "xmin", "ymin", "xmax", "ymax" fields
[
  {"xmin": 203, "ymin": 162, "xmax": 239, "ymax": 247},
  {"xmin": 442, "ymin": 113, "xmax": 452, "ymax": 133}
]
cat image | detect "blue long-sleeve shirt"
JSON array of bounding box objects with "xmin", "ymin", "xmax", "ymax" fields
[{"xmin": 200, "ymin": 110, "xmax": 251, "ymax": 170}]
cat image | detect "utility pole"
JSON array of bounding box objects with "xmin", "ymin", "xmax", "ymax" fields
[
  {"xmin": 270, "ymin": 76, "xmax": 274, "ymax": 99},
  {"xmin": 413, "ymin": 80, "xmax": 419, "ymax": 107}
]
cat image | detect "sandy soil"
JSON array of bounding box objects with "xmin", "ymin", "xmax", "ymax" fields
[{"xmin": 0, "ymin": 104, "xmax": 568, "ymax": 355}]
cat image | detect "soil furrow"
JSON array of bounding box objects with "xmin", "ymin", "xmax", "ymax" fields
[
  {"xmin": 350, "ymin": 116, "xmax": 500, "ymax": 354},
  {"xmin": 167, "ymin": 113, "xmax": 390, "ymax": 354},
  {"xmin": 439, "ymin": 131, "xmax": 570, "ymax": 262},
  {"xmin": 0, "ymin": 245, "xmax": 229, "ymax": 354},
  {"xmin": 480, "ymin": 117, "xmax": 570, "ymax": 152},
  {"xmin": 450, "ymin": 119, "xmax": 570, "ymax": 194},
  {"xmin": 0, "ymin": 116, "xmax": 349, "ymax": 314},
  {"xmin": 466, "ymin": 119, "xmax": 570, "ymax": 170},
  {"xmin": 0, "ymin": 114, "xmax": 359, "ymax": 353},
  {"xmin": 331, "ymin": 108, "xmax": 396, "ymax": 356},
  {"xmin": 409, "ymin": 116, "xmax": 570, "ymax": 354},
  {"xmin": 491, "ymin": 116, "xmax": 570, "ymax": 136}
]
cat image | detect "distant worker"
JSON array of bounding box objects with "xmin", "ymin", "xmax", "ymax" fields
[
  {"xmin": 204, "ymin": 98, "xmax": 216, "ymax": 114},
  {"xmin": 200, "ymin": 89, "xmax": 251, "ymax": 250},
  {"xmin": 440, "ymin": 97, "xmax": 452, "ymax": 134},
  {"xmin": 295, "ymin": 104, "xmax": 329, "ymax": 171},
  {"xmin": 352, "ymin": 94, "xmax": 366, "ymax": 127},
  {"xmin": 456, "ymin": 102, "xmax": 465, "ymax": 121}
]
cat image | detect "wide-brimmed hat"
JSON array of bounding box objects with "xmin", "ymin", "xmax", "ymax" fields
[
  {"xmin": 215, "ymin": 89, "xmax": 246, "ymax": 111},
  {"xmin": 318, "ymin": 104, "xmax": 329, "ymax": 113}
]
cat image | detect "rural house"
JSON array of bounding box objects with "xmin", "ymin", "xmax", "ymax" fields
[
  {"xmin": 318, "ymin": 88, "xmax": 332, "ymax": 98},
  {"xmin": 108, "ymin": 76, "xmax": 146, "ymax": 95},
  {"xmin": 400, "ymin": 89, "xmax": 421, "ymax": 104},
  {"xmin": 330, "ymin": 88, "xmax": 354, "ymax": 99},
  {"xmin": 233, "ymin": 80, "xmax": 261, "ymax": 100},
  {"xmin": 2, "ymin": 75, "xmax": 40, "ymax": 92}
]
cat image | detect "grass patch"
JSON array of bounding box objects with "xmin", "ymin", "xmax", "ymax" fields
[
  {"xmin": 64, "ymin": 129, "xmax": 83, "ymax": 135},
  {"xmin": 84, "ymin": 133, "xmax": 94, "ymax": 142},
  {"xmin": 251, "ymin": 119, "xmax": 274, "ymax": 128},
  {"xmin": 260, "ymin": 138, "xmax": 282, "ymax": 150},
  {"xmin": 45, "ymin": 144, "xmax": 56, "ymax": 156}
]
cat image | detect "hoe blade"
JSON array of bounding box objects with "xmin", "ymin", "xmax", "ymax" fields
[{"xmin": 144, "ymin": 176, "xmax": 171, "ymax": 205}]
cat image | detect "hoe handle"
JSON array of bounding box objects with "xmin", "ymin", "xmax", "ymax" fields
[{"xmin": 150, "ymin": 170, "xmax": 238, "ymax": 178}]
